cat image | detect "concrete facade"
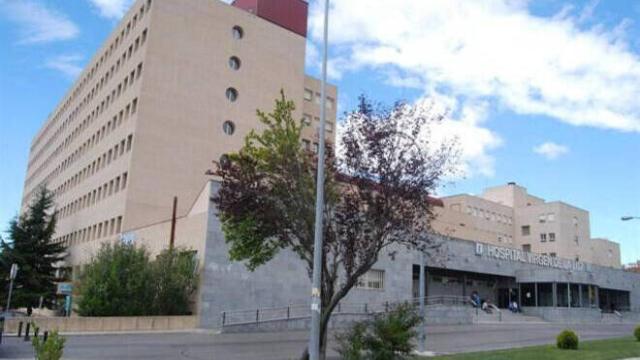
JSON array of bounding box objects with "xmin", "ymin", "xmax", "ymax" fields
[
  {"xmin": 116, "ymin": 180, "xmax": 640, "ymax": 328},
  {"xmin": 432, "ymin": 182, "xmax": 621, "ymax": 268},
  {"xmin": 21, "ymin": 0, "xmax": 336, "ymax": 269}
]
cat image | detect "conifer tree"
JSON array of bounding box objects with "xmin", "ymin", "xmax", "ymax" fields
[{"xmin": 1, "ymin": 187, "xmax": 66, "ymax": 311}]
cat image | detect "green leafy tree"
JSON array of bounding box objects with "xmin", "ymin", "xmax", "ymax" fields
[
  {"xmin": 0, "ymin": 187, "xmax": 66, "ymax": 311},
  {"xmin": 151, "ymin": 248, "xmax": 199, "ymax": 315},
  {"xmin": 77, "ymin": 243, "xmax": 199, "ymax": 316},
  {"xmin": 213, "ymin": 93, "xmax": 458, "ymax": 359},
  {"xmin": 76, "ymin": 242, "xmax": 154, "ymax": 316}
]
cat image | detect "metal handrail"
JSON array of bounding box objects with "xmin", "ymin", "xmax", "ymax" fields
[{"xmin": 221, "ymin": 295, "xmax": 471, "ymax": 326}]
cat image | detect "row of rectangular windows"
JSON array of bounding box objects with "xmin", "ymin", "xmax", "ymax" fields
[
  {"xmin": 58, "ymin": 171, "xmax": 129, "ymax": 219},
  {"xmin": 464, "ymin": 206, "xmax": 513, "ymax": 225},
  {"xmin": 23, "ymin": 96, "xmax": 138, "ymax": 204},
  {"xmin": 302, "ymin": 113, "xmax": 334, "ymax": 132},
  {"xmin": 303, "ymin": 88, "xmax": 335, "ymax": 109},
  {"xmin": 301, "ymin": 140, "xmax": 333, "ymax": 154},
  {"xmin": 53, "ymin": 134, "xmax": 133, "ymax": 198},
  {"xmin": 31, "ymin": 0, "xmax": 151, "ymax": 154},
  {"xmin": 55, "ymin": 215, "xmax": 124, "ymax": 248},
  {"xmin": 29, "ymin": 27, "xmax": 148, "ymax": 173},
  {"xmin": 26, "ymin": 55, "xmax": 144, "ymax": 188}
]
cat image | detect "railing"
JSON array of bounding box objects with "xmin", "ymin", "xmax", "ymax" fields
[
  {"xmin": 613, "ymin": 310, "xmax": 624, "ymax": 322},
  {"xmin": 489, "ymin": 304, "xmax": 502, "ymax": 322},
  {"xmin": 414, "ymin": 295, "xmax": 471, "ymax": 307},
  {"xmin": 221, "ymin": 296, "xmax": 471, "ymax": 327}
]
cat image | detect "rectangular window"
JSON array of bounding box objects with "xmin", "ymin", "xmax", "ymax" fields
[
  {"xmin": 315, "ymin": 92, "xmax": 321, "ymax": 104},
  {"xmin": 547, "ymin": 213, "xmax": 555, "ymax": 222},
  {"xmin": 356, "ymin": 269, "xmax": 384, "ymax": 290},
  {"xmin": 540, "ymin": 233, "xmax": 547, "ymax": 242},
  {"xmin": 326, "ymin": 122, "xmax": 333, "ymax": 132},
  {"xmin": 302, "ymin": 139, "xmax": 310, "ymax": 150},
  {"xmin": 521, "ymin": 225, "xmax": 531, "ymax": 236},
  {"xmin": 549, "ymin": 233, "xmax": 556, "ymax": 242},
  {"xmin": 302, "ymin": 113, "xmax": 312, "ymax": 125},
  {"xmin": 304, "ymin": 89, "xmax": 313, "ymax": 101},
  {"xmin": 326, "ymin": 97, "xmax": 334, "ymax": 109},
  {"xmin": 539, "ymin": 214, "xmax": 546, "ymax": 223},
  {"xmin": 550, "ymin": 252, "xmax": 557, "ymax": 257}
]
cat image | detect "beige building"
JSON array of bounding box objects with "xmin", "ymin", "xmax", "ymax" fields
[
  {"xmin": 20, "ymin": 0, "xmax": 337, "ymax": 269},
  {"xmin": 432, "ymin": 182, "xmax": 621, "ymax": 268}
]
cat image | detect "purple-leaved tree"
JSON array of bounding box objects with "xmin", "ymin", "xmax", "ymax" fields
[{"xmin": 212, "ymin": 93, "xmax": 459, "ymax": 359}]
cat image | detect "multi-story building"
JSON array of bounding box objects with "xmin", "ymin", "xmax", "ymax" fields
[
  {"xmin": 20, "ymin": 0, "xmax": 639, "ymax": 328},
  {"xmin": 21, "ymin": 0, "xmax": 337, "ymax": 270},
  {"xmin": 432, "ymin": 182, "xmax": 621, "ymax": 268}
]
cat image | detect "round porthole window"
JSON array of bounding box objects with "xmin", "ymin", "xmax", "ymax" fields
[
  {"xmin": 225, "ymin": 87, "xmax": 238, "ymax": 102},
  {"xmin": 229, "ymin": 56, "xmax": 241, "ymax": 70},
  {"xmin": 223, "ymin": 120, "xmax": 235, "ymax": 135},
  {"xmin": 232, "ymin": 26, "xmax": 244, "ymax": 40}
]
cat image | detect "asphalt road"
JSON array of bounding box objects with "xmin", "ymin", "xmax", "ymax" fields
[{"xmin": 1, "ymin": 323, "xmax": 638, "ymax": 359}]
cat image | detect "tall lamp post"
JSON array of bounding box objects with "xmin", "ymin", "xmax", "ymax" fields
[
  {"xmin": 309, "ymin": 0, "xmax": 330, "ymax": 359},
  {"xmin": 5, "ymin": 264, "xmax": 18, "ymax": 314},
  {"xmin": 418, "ymin": 250, "xmax": 426, "ymax": 353},
  {"xmin": 621, "ymin": 216, "xmax": 639, "ymax": 271}
]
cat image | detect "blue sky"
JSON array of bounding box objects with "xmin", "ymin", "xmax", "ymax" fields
[{"xmin": 1, "ymin": 0, "xmax": 639, "ymax": 263}]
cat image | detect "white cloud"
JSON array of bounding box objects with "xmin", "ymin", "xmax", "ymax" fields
[
  {"xmin": 87, "ymin": 0, "xmax": 134, "ymax": 19},
  {"xmin": 427, "ymin": 97, "xmax": 503, "ymax": 177},
  {"xmin": 44, "ymin": 54, "xmax": 84, "ymax": 78},
  {"xmin": 307, "ymin": 0, "xmax": 640, "ymax": 176},
  {"xmin": 533, "ymin": 142, "xmax": 569, "ymax": 160},
  {"xmin": 0, "ymin": 0, "xmax": 79, "ymax": 44}
]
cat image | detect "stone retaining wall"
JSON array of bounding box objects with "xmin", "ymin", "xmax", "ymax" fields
[{"xmin": 3, "ymin": 316, "xmax": 197, "ymax": 334}]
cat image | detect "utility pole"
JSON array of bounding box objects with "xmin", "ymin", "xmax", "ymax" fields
[
  {"xmin": 169, "ymin": 196, "xmax": 177, "ymax": 250},
  {"xmin": 309, "ymin": 0, "xmax": 330, "ymax": 358},
  {"xmin": 5, "ymin": 264, "xmax": 18, "ymax": 314}
]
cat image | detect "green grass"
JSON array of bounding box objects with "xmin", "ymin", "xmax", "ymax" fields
[{"xmin": 423, "ymin": 337, "xmax": 640, "ymax": 360}]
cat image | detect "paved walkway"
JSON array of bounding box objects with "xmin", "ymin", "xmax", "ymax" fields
[{"xmin": 0, "ymin": 323, "xmax": 637, "ymax": 359}]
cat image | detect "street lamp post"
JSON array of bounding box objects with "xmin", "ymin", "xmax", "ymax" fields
[
  {"xmin": 309, "ymin": 0, "xmax": 330, "ymax": 359},
  {"xmin": 418, "ymin": 251, "xmax": 426, "ymax": 353},
  {"xmin": 5, "ymin": 264, "xmax": 18, "ymax": 314}
]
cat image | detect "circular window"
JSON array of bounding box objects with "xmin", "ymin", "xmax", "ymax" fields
[
  {"xmin": 226, "ymin": 87, "xmax": 238, "ymax": 102},
  {"xmin": 232, "ymin": 26, "xmax": 244, "ymax": 40},
  {"xmin": 229, "ymin": 56, "xmax": 241, "ymax": 70},
  {"xmin": 223, "ymin": 121, "xmax": 235, "ymax": 135}
]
